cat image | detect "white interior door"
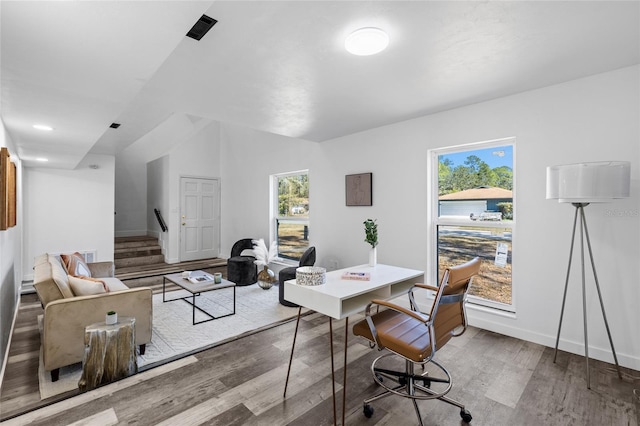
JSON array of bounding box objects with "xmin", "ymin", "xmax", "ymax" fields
[{"xmin": 180, "ymin": 177, "xmax": 220, "ymax": 261}]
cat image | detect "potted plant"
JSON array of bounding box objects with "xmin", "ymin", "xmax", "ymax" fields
[
  {"xmin": 363, "ymin": 219, "xmax": 378, "ymax": 266},
  {"xmin": 106, "ymin": 310, "xmax": 117, "ymax": 325}
]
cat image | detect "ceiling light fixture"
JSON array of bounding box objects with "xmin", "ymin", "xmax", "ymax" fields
[
  {"xmin": 35, "ymin": 158, "xmax": 48, "ymax": 162},
  {"xmin": 33, "ymin": 124, "xmax": 53, "ymax": 131},
  {"xmin": 345, "ymin": 27, "xmax": 389, "ymax": 56}
]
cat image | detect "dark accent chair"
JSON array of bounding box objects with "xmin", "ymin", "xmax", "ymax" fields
[
  {"xmin": 227, "ymin": 238, "xmax": 258, "ymax": 286},
  {"xmin": 278, "ymin": 246, "xmax": 316, "ymax": 307}
]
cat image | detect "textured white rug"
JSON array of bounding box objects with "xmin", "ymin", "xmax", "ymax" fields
[{"xmin": 38, "ymin": 285, "xmax": 301, "ymax": 399}]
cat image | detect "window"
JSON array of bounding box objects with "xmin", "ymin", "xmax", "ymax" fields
[
  {"xmin": 272, "ymin": 171, "xmax": 309, "ymax": 261},
  {"xmin": 429, "ymin": 139, "xmax": 515, "ymax": 312}
]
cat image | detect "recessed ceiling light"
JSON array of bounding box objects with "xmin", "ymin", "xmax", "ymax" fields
[
  {"xmin": 33, "ymin": 124, "xmax": 53, "ymax": 131},
  {"xmin": 345, "ymin": 27, "xmax": 389, "ymax": 56},
  {"xmin": 35, "ymin": 158, "xmax": 49, "ymax": 162}
]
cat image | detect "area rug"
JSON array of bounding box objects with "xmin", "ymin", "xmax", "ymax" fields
[{"xmin": 38, "ymin": 285, "xmax": 302, "ymax": 399}]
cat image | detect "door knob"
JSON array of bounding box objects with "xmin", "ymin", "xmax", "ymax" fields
[{"xmin": 182, "ymin": 222, "xmax": 186, "ymax": 226}]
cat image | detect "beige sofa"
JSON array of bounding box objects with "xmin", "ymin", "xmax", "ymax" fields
[{"xmin": 33, "ymin": 253, "xmax": 153, "ymax": 381}]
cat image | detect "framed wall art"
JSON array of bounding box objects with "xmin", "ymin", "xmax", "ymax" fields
[
  {"xmin": 346, "ymin": 172, "xmax": 372, "ymax": 206},
  {"xmin": 1, "ymin": 147, "xmax": 16, "ymax": 230}
]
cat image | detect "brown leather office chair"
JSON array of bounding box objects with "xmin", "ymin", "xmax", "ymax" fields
[{"xmin": 353, "ymin": 257, "xmax": 481, "ymax": 425}]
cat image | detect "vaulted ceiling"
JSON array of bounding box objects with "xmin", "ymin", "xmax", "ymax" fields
[{"xmin": 2, "ymin": 1, "xmax": 638, "ymax": 169}]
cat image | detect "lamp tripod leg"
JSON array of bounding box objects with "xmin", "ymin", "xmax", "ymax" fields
[
  {"xmin": 579, "ymin": 206, "xmax": 590, "ymax": 389},
  {"xmin": 580, "ymin": 207, "xmax": 623, "ymax": 380},
  {"xmin": 554, "ymin": 205, "xmax": 579, "ymax": 363}
]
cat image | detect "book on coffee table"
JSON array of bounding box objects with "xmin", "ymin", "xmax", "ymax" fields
[{"xmin": 187, "ymin": 273, "xmax": 214, "ymax": 284}]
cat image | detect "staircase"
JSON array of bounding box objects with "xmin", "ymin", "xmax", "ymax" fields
[{"xmin": 115, "ymin": 236, "xmax": 227, "ymax": 292}]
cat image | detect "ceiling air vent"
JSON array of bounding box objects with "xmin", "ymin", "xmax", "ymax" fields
[
  {"xmin": 186, "ymin": 14, "xmax": 217, "ymax": 41},
  {"xmin": 110, "ymin": 123, "xmax": 121, "ymax": 129}
]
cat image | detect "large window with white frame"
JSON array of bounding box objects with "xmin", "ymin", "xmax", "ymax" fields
[
  {"xmin": 430, "ymin": 139, "xmax": 515, "ymax": 312},
  {"xmin": 272, "ymin": 170, "xmax": 309, "ymax": 261}
]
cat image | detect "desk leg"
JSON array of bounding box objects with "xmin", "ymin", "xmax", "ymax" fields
[
  {"xmin": 283, "ymin": 307, "xmax": 302, "ymax": 398},
  {"xmin": 330, "ymin": 318, "xmax": 337, "ymax": 426},
  {"xmin": 342, "ymin": 317, "xmax": 349, "ymax": 426}
]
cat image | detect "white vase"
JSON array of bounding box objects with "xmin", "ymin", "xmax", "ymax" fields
[
  {"xmin": 105, "ymin": 312, "xmax": 117, "ymax": 325},
  {"xmin": 368, "ymin": 247, "xmax": 377, "ymax": 267}
]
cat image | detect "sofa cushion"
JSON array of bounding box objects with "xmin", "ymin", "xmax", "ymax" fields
[
  {"xmin": 49, "ymin": 255, "xmax": 74, "ymax": 298},
  {"xmin": 102, "ymin": 278, "xmax": 129, "ymax": 292},
  {"xmin": 68, "ymin": 275, "xmax": 109, "ymax": 296},
  {"xmin": 61, "ymin": 252, "xmax": 92, "ymax": 277}
]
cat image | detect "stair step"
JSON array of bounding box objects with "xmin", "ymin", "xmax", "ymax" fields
[
  {"xmin": 116, "ymin": 258, "xmax": 227, "ymax": 280},
  {"xmin": 114, "ymin": 246, "xmax": 162, "ymax": 259},
  {"xmin": 115, "ymin": 254, "xmax": 166, "ymax": 268},
  {"xmin": 114, "ymin": 236, "xmax": 159, "ymax": 249}
]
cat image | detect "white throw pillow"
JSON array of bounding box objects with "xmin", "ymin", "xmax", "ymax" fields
[{"xmin": 68, "ymin": 275, "xmax": 108, "ymax": 296}]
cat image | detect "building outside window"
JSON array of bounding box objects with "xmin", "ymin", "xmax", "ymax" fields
[
  {"xmin": 430, "ymin": 139, "xmax": 515, "ymax": 312},
  {"xmin": 272, "ymin": 170, "xmax": 309, "ymax": 261}
]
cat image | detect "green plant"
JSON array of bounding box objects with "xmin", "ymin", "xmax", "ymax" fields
[
  {"xmin": 107, "ymin": 310, "xmax": 116, "ymax": 315},
  {"xmin": 363, "ymin": 219, "xmax": 378, "ymax": 248}
]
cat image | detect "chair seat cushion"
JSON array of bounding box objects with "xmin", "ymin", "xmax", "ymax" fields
[{"xmin": 353, "ymin": 309, "xmax": 433, "ymax": 362}]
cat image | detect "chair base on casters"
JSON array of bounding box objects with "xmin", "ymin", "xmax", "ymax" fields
[{"xmin": 362, "ymin": 353, "xmax": 472, "ymax": 425}]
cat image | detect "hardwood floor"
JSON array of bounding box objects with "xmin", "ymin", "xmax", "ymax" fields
[{"xmin": 1, "ymin": 290, "xmax": 638, "ymax": 425}]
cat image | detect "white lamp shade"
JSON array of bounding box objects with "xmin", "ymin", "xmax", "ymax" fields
[{"xmin": 546, "ymin": 161, "xmax": 630, "ymax": 203}]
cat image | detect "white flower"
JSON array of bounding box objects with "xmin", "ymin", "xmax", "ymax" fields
[{"xmin": 251, "ymin": 239, "xmax": 277, "ymax": 267}]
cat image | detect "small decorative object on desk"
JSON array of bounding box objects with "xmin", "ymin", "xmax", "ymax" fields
[
  {"xmin": 252, "ymin": 238, "xmax": 277, "ymax": 290},
  {"xmin": 105, "ymin": 310, "xmax": 117, "ymax": 325},
  {"xmin": 341, "ymin": 271, "xmax": 371, "ymax": 281},
  {"xmin": 296, "ymin": 266, "xmax": 327, "ymax": 286},
  {"xmin": 213, "ymin": 272, "xmax": 222, "ymax": 283},
  {"xmin": 364, "ymin": 218, "xmax": 378, "ymax": 267}
]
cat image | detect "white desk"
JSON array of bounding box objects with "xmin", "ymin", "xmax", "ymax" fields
[{"xmin": 283, "ymin": 264, "xmax": 424, "ymax": 425}]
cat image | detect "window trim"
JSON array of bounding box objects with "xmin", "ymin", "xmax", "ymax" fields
[
  {"xmin": 428, "ymin": 137, "xmax": 516, "ymax": 313},
  {"xmin": 270, "ymin": 169, "xmax": 309, "ymax": 263}
]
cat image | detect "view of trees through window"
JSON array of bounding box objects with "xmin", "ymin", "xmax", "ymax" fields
[
  {"xmin": 435, "ymin": 143, "xmax": 514, "ymax": 310},
  {"xmin": 275, "ymin": 172, "xmax": 309, "ymax": 261}
]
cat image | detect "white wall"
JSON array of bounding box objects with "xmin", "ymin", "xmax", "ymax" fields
[
  {"xmin": 0, "ymin": 122, "xmax": 23, "ymax": 384},
  {"xmin": 115, "ymin": 114, "xmax": 221, "ymax": 263},
  {"xmin": 147, "ymin": 155, "xmax": 170, "ymax": 253},
  {"xmin": 164, "ymin": 120, "xmax": 221, "ymax": 263},
  {"xmin": 219, "ymin": 124, "xmax": 321, "ymax": 258},
  {"xmin": 22, "ymin": 154, "xmax": 115, "ymax": 279},
  {"xmin": 221, "ymin": 66, "xmax": 640, "ymax": 369}
]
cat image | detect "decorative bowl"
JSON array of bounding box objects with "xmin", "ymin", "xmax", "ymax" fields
[{"xmin": 295, "ymin": 266, "xmax": 326, "ymax": 286}]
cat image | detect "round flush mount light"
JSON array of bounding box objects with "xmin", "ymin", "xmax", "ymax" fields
[
  {"xmin": 35, "ymin": 158, "xmax": 49, "ymax": 162},
  {"xmin": 345, "ymin": 27, "xmax": 389, "ymax": 56},
  {"xmin": 33, "ymin": 124, "xmax": 53, "ymax": 131}
]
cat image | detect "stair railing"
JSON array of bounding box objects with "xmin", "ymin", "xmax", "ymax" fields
[{"xmin": 154, "ymin": 208, "xmax": 168, "ymax": 232}]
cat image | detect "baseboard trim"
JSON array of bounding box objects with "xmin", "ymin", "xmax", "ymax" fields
[{"xmin": 0, "ymin": 293, "xmax": 21, "ymax": 390}]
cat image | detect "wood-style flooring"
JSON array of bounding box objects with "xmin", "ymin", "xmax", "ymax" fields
[{"xmin": 1, "ymin": 290, "xmax": 638, "ymax": 425}]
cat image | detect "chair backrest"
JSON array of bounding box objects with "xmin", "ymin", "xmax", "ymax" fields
[
  {"xmin": 231, "ymin": 238, "xmax": 255, "ymax": 258},
  {"xmin": 298, "ymin": 246, "xmax": 316, "ymax": 267},
  {"xmin": 430, "ymin": 257, "xmax": 481, "ymax": 351}
]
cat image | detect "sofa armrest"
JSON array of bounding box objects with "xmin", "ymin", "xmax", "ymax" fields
[
  {"xmin": 88, "ymin": 261, "xmax": 115, "ymax": 278},
  {"xmin": 42, "ymin": 287, "xmax": 153, "ymax": 372}
]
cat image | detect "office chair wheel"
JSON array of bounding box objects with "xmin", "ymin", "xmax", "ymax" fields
[
  {"xmin": 460, "ymin": 408, "xmax": 472, "ymax": 423},
  {"xmin": 363, "ymin": 404, "xmax": 374, "ymax": 418}
]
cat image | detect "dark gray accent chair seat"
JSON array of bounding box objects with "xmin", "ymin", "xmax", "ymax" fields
[
  {"xmin": 279, "ymin": 246, "xmax": 316, "ymax": 307},
  {"xmin": 227, "ymin": 238, "xmax": 258, "ymax": 286}
]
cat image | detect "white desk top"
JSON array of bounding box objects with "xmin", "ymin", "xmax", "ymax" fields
[{"xmin": 284, "ymin": 263, "xmax": 424, "ymax": 319}]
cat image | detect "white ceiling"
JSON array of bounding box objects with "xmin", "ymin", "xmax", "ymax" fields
[{"xmin": 2, "ymin": 1, "xmax": 639, "ymax": 169}]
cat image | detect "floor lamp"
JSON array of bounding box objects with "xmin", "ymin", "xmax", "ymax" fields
[{"xmin": 546, "ymin": 161, "xmax": 630, "ymax": 389}]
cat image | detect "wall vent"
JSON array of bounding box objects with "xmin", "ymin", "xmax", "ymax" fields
[{"xmin": 186, "ymin": 14, "xmax": 217, "ymax": 41}]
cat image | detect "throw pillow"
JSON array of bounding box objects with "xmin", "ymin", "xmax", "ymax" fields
[
  {"xmin": 61, "ymin": 252, "xmax": 92, "ymax": 277},
  {"xmin": 68, "ymin": 275, "xmax": 110, "ymax": 296}
]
